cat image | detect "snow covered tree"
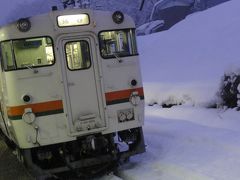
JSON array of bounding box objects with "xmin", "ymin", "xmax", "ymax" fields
[
  {"xmin": 237, "ymin": 84, "xmax": 240, "ymax": 110},
  {"xmin": 219, "ymin": 71, "xmax": 240, "ymax": 109}
]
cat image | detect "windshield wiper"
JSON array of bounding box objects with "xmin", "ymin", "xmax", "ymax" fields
[
  {"xmin": 112, "ymin": 53, "xmax": 123, "ymax": 63},
  {"xmin": 24, "ymin": 64, "xmax": 38, "ymax": 74}
]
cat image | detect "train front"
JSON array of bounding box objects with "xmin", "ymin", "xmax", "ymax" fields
[{"xmin": 0, "ymin": 9, "xmax": 145, "ymax": 177}]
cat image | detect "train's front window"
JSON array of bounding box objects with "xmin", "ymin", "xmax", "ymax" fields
[
  {"xmin": 0, "ymin": 37, "xmax": 55, "ymax": 71},
  {"xmin": 65, "ymin": 40, "xmax": 91, "ymax": 70},
  {"xmin": 99, "ymin": 29, "xmax": 138, "ymax": 59}
]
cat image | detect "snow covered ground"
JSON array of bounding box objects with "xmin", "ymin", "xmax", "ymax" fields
[
  {"xmin": 118, "ymin": 106, "xmax": 240, "ymax": 180},
  {"xmin": 140, "ymin": 0, "xmax": 240, "ymax": 107},
  {"xmin": 103, "ymin": 0, "xmax": 240, "ymax": 179}
]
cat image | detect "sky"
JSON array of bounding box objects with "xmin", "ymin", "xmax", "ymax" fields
[
  {"xmin": 0, "ymin": 0, "xmax": 33, "ymax": 25},
  {"xmin": 0, "ymin": 0, "xmax": 60, "ymax": 25},
  {"xmin": 0, "ymin": 0, "xmax": 32, "ymax": 17}
]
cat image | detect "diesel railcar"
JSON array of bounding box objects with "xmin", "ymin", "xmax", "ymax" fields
[{"xmin": 0, "ymin": 8, "xmax": 145, "ymax": 177}]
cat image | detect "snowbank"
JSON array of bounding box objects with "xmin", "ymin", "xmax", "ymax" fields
[
  {"xmin": 138, "ymin": 0, "xmax": 240, "ymax": 106},
  {"xmin": 120, "ymin": 106, "xmax": 240, "ymax": 180}
]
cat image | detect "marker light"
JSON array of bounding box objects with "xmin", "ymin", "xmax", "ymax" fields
[
  {"xmin": 130, "ymin": 91, "xmax": 140, "ymax": 106},
  {"xmin": 17, "ymin": 18, "xmax": 31, "ymax": 32},
  {"xmin": 22, "ymin": 108, "xmax": 36, "ymax": 124},
  {"xmin": 118, "ymin": 108, "xmax": 134, "ymax": 123},
  {"xmin": 118, "ymin": 112, "xmax": 127, "ymax": 122},
  {"xmin": 112, "ymin": 11, "xmax": 124, "ymax": 24},
  {"xmin": 57, "ymin": 14, "xmax": 89, "ymax": 27},
  {"xmin": 126, "ymin": 110, "xmax": 134, "ymax": 120}
]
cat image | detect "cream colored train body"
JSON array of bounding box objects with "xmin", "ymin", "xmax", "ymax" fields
[{"xmin": 0, "ymin": 8, "xmax": 145, "ymax": 176}]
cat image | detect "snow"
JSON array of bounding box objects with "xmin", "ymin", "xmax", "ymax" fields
[
  {"xmin": 139, "ymin": 0, "xmax": 240, "ymax": 107},
  {"xmin": 116, "ymin": 0, "xmax": 240, "ymax": 179},
  {"xmin": 119, "ymin": 106, "xmax": 240, "ymax": 180},
  {"xmin": 150, "ymin": 0, "xmax": 193, "ymax": 20},
  {"xmin": 137, "ymin": 20, "xmax": 165, "ymax": 36}
]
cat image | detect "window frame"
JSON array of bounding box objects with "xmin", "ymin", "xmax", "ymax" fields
[
  {"xmin": 98, "ymin": 28, "xmax": 139, "ymax": 59},
  {"xmin": 64, "ymin": 40, "xmax": 92, "ymax": 71},
  {"xmin": 0, "ymin": 40, "xmax": 16, "ymax": 71},
  {"xmin": 0, "ymin": 36, "xmax": 56, "ymax": 72}
]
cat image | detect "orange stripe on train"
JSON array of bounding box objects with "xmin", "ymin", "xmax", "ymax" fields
[
  {"xmin": 7, "ymin": 100, "xmax": 63, "ymax": 117},
  {"xmin": 105, "ymin": 87, "xmax": 144, "ymax": 104}
]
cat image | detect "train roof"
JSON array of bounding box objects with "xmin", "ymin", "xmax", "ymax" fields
[{"xmin": 0, "ymin": 8, "xmax": 135, "ymax": 41}]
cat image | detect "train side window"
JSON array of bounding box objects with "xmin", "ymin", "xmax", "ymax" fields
[
  {"xmin": 0, "ymin": 37, "xmax": 55, "ymax": 71},
  {"xmin": 13, "ymin": 37, "xmax": 55, "ymax": 69},
  {"xmin": 99, "ymin": 29, "xmax": 138, "ymax": 59},
  {"xmin": 65, "ymin": 41, "xmax": 91, "ymax": 70}
]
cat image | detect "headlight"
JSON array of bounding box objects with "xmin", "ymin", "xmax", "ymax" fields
[
  {"xmin": 117, "ymin": 108, "xmax": 134, "ymax": 123},
  {"xmin": 129, "ymin": 92, "xmax": 141, "ymax": 106},
  {"xmin": 126, "ymin": 110, "xmax": 134, "ymax": 120},
  {"xmin": 112, "ymin": 11, "xmax": 124, "ymax": 24},
  {"xmin": 118, "ymin": 112, "xmax": 127, "ymax": 122},
  {"xmin": 22, "ymin": 108, "xmax": 36, "ymax": 124},
  {"xmin": 17, "ymin": 18, "xmax": 31, "ymax": 32}
]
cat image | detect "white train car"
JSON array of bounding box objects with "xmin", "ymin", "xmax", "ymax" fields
[{"xmin": 0, "ymin": 8, "xmax": 145, "ymax": 177}]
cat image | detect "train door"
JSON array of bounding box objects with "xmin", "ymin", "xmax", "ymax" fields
[{"xmin": 59, "ymin": 35, "xmax": 106, "ymax": 135}]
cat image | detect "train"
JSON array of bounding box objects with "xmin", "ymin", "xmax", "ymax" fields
[{"xmin": 0, "ymin": 7, "xmax": 145, "ymax": 178}]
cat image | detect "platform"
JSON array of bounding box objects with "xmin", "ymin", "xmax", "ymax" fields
[{"xmin": 0, "ymin": 136, "xmax": 33, "ymax": 180}]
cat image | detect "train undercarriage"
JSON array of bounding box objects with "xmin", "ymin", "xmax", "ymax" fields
[{"xmin": 2, "ymin": 127, "xmax": 145, "ymax": 179}]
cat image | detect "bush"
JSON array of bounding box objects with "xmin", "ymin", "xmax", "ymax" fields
[{"xmin": 219, "ymin": 72, "xmax": 240, "ymax": 108}]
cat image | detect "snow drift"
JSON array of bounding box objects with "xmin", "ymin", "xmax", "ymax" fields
[{"xmin": 138, "ymin": 0, "xmax": 240, "ymax": 107}]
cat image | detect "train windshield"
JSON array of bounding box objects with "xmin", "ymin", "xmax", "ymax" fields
[
  {"xmin": 65, "ymin": 40, "xmax": 91, "ymax": 70},
  {"xmin": 99, "ymin": 29, "xmax": 138, "ymax": 59},
  {"xmin": 0, "ymin": 37, "xmax": 55, "ymax": 71}
]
